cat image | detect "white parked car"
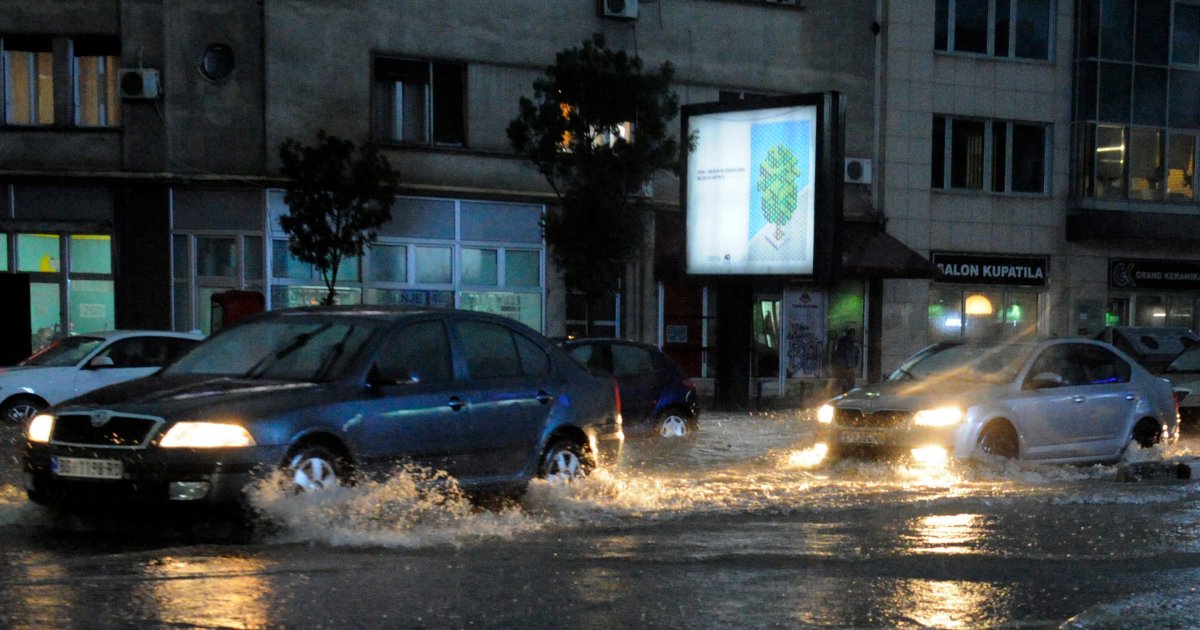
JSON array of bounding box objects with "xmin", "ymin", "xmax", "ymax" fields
[
  {"xmin": 1162, "ymin": 343, "xmax": 1200, "ymax": 430},
  {"xmin": 816, "ymin": 337, "xmax": 1179, "ymax": 465},
  {"xmin": 0, "ymin": 331, "xmax": 204, "ymax": 423}
]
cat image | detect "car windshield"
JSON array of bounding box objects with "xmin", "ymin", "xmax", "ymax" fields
[
  {"xmin": 162, "ymin": 318, "xmax": 379, "ymax": 381},
  {"xmin": 888, "ymin": 342, "xmax": 1034, "ymax": 384},
  {"xmin": 19, "ymin": 336, "xmax": 105, "ymax": 367},
  {"xmin": 1166, "ymin": 343, "xmax": 1200, "ymax": 373}
]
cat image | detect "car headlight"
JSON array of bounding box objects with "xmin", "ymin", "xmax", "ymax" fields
[
  {"xmin": 159, "ymin": 422, "xmax": 256, "ymax": 448},
  {"xmin": 27, "ymin": 413, "xmax": 54, "ymax": 443},
  {"xmin": 817, "ymin": 404, "xmax": 835, "ymax": 424},
  {"xmin": 913, "ymin": 406, "xmax": 964, "ymax": 427}
]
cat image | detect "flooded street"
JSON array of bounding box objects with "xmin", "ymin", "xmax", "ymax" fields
[{"xmin": 0, "ymin": 412, "xmax": 1199, "ymax": 628}]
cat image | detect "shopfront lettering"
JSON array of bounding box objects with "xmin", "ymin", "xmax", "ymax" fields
[
  {"xmin": 1111, "ymin": 259, "xmax": 1200, "ymax": 290},
  {"xmin": 932, "ymin": 252, "xmax": 1049, "ymax": 286}
]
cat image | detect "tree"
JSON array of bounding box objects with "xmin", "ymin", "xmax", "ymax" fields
[
  {"xmin": 758, "ymin": 145, "xmax": 801, "ymax": 241},
  {"xmin": 278, "ymin": 130, "xmax": 399, "ymax": 305},
  {"xmin": 507, "ymin": 34, "xmax": 683, "ymax": 298}
]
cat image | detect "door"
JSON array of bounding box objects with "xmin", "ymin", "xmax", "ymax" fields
[
  {"xmin": 1012, "ymin": 344, "xmax": 1094, "ymax": 459},
  {"xmin": 71, "ymin": 336, "xmax": 168, "ymax": 396},
  {"xmin": 611, "ymin": 342, "xmax": 660, "ymax": 429},
  {"xmin": 355, "ymin": 319, "xmax": 472, "ymax": 475},
  {"xmin": 1068, "ymin": 343, "xmax": 1138, "ymax": 455},
  {"xmin": 753, "ymin": 295, "xmax": 782, "ymax": 388}
]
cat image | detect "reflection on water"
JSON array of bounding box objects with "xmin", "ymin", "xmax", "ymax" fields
[
  {"xmin": 904, "ymin": 513, "xmax": 986, "ymax": 555},
  {"xmin": 887, "ymin": 579, "xmax": 1008, "ymax": 629},
  {"xmin": 142, "ymin": 555, "xmax": 272, "ymax": 629}
]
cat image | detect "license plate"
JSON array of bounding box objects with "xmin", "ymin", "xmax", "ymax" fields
[
  {"xmin": 51, "ymin": 457, "xmax": 123, "ymax": 480},
  {"xmin": 838, "ymin": 430, "xmax": 886, "ymax": 445}
]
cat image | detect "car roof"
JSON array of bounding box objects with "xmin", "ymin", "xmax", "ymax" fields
[
  {"xmin": 70, "ymin": 330, "xmax": 205, "ymax": 341},
  {"xmin": 561, "ymin": 337, "xmax": 662, "ymax": 350}
]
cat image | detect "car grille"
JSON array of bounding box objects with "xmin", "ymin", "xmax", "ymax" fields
[
  {"xmin": 51, "ymin": 412, "xmax": 163, "ymax": 448},
  {"xmin": 835, "ymin": 408, "xmax": 911, "ymax": 428}
]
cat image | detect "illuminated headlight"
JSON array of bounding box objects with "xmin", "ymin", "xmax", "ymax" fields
[
  {"xmin": 159, "ymin": 422, "xmax": 256, "ymax": 448},
  {"xmin": 817, "ymin": 404, "xmax": 835, "ymax": 424},
  {"xmin": 27, "ymin": 414, "xmax": 54, "ymax": 443},
  {"xmin": 913, "ymin": 406, "xmax": 964, "ymax": 427}
]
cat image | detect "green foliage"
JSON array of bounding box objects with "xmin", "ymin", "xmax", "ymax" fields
[
  {"xmin": 757, "ymin": 145, "xmax": 800, "ymax": 230},
  {"xmin": 507, "ymin": 34, "xmax": 682, "ymax": 297},
  {"xmin": 278, "ymin": 130, "xmax": 399, "ymax": 305}
]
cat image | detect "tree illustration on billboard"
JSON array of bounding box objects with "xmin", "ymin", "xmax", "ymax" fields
[{"xmin": 756, "ymin": 144, "xmax": 800, "ymax": 243}]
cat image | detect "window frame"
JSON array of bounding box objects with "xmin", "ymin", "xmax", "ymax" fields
[
  {"xmin": 372, "ymin": 55, "xmax": 467, "ymax": 147},
  {"xmin": 932, "ymin": 115, "xmax": 1051, "ymax": 195},
  {"xmin": 935, "ymin": 0, "xmax": 1055, "ymax": 61}
]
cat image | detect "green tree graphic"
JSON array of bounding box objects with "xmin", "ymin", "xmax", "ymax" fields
[{"xmin": 757, "ymin": 144, "xmax": 800, "ymax": 241}]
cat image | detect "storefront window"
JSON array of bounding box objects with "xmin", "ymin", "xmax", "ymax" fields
[
  {"xmin": 1134, "ymin": 294, "xmax": 1166, "ymax": 326},
  {"xmin": 930, "ymin": 287, "xmax": 1039, "ymax": 340},
  {"xmin": 415, "ymin": 246, "xmax": 452, "ymax": 284},
  {"xmin": 506, "ymin": 250, "xmax": 540, "ymax": 287},
  {"xmin": 30, "ymin": 282, "xmax": 60, "ymax": 351},
  {"xmin": 69, "ymin": 235, "xmax": 111, "ymax": 273},
  {"xmin": 18, "ymin": 234, "xmax": 59, "ymax": 272},
  {"xmin": 0, "ymin": 238, "xmax": 8, "ymax": 271},
  {"xmin": 460, "ymin": 291, "xmax": 541, "ymax": 331},
  {"xmin": 69, "ymin": 279, "xmax": 114, "ymax": 333},
  {"xmin": 369, "ymin": 244, "xmax": 407, "ymax": 282},
  {"xmin": 197, "ymin": 237, "xmax": 238, "ymax": 278},
  {"xmin": 461, "ymin": 248, "xmax": 498, "ymax": 286}
]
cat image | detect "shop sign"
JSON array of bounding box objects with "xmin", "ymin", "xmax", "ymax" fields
[
  {"xmin": 931, "ymin": 252, "xmax": 1048, "ymax": 286},
  {"xmin": 1109, "ymin": 259, "xmax": 1200, "ymax": 290}
]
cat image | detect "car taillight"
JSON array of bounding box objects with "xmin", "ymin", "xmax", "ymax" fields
[
  {"xmin": 1174, "ymin": 390, "xmax": 1189, "ymax": 416},
  {"xmin": 681, "ymin": 378, "xmax": 696, "ymax": 392}
]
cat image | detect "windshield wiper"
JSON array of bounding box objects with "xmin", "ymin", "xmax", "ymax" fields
[{"xmin": 246, "ymin": 324, "xmax": 333, "ymax": 378}]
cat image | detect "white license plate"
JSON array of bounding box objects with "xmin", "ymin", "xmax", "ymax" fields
[
  {"xmin": 52, "ymin": 457, "xmax": 123, "ymax": 480},
  {"xmin": 838, "ymin": 430, "xmax": 886, "ymax": 445}
]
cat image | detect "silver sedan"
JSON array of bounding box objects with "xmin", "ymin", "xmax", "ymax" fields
[{"xmin": 816, "ymin": 337, "xmax": 1180, "ymax": 465}]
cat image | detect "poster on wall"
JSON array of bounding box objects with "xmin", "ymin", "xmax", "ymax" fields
[{"xmin": 783, "ymin": 289, "xmax": 827, "ymax": 378}]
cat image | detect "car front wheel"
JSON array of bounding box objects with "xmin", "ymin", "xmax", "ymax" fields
[
  {"xmin": 1, "ymin": 397, "xmax": 45, "ymax": 424},
  {"xmin": 977, "ymin": 422, "xmax": 1019, "ymax": 459},
  {"xmin": 539, "ymin": 438, "xmax": 590, "ymax": 483},
  {"xmin": 286, "ymin": 445, "xmax": 345, "ymax": 492}
]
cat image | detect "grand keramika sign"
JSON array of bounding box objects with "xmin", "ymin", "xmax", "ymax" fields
[
  {"xmin": 931, "ymin": 252, "xmax": 1049, "ymax": 286},
  {"xmin": 1110, "ymin": 258, "xmax": 1200, "ymax": 290}
]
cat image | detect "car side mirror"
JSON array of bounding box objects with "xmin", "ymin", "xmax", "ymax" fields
[
  {"xmin": 1028, "ymin": 372, "xmax": 1065, "ymax": 389},
  {"xmin": 368, "ymin": 365, "xmax": 421, "ymax": 387},
  {"xmin": 86, "ymin": 356, "xmax": 115, "ymax": 369}
]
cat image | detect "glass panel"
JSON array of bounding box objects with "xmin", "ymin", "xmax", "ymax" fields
[
  {"xmin": 612, "ymin": 345, "xmax": 655, "ymax": 377},
  {"xmin": 991, "ymin": 121, "xmax": 1008, "ymax": 191},
  {"xmin": 1135, "ymin": 0, "xmax": 1170, "ymax": 64},
  {"xmin": 30, "ymin": 282, "xmax": 61, "ymax": 352},
  {"xmin": 1132, "ymin": 66, "xmax": 1167, "ymax": 127},
  {"xmin": 1075, "ymin": 61, "xmax": 1097, "ymax": 122},
  {"xmin": 377, "ymin": 321, "xmax": 453, "ymax": 383},
  {"xmin": 244, "ymin": 236, "xmax": 263, "ymax": 283},
  {"xmin": 5, "ymin": 51, "xmax": 32, "ymax": 125},
  {"xmin": 1100, "ymin": 0, "xmax": 1134, "ymax": 61},
  {"xmin": 1002, "ymin": 291, "xmax": 1039, "ymax": 336},
  {"xmin": 271, "ymin": 239, "xmax": 315, "ymax": 280},
  {"xmin": 366, "ymin": 288, "xmax": 453, "ymax": 307},
  {"xmin": 506, "ymin": 250, "xmax": 540, "ymax": 287},
  {"xmin": 461, "ymin": 248, "xmax": 497, "ymax": 286},
  {"xmin": 75, "ymin": 55, "xmax": 100, "ymax": 126},
  {"xmin": 69, "ymin": 279, "xmax": 114, "ymax": 334},
  {"xmin": 17, "ymin": 233, "xmax": 60, "ymax": 272},
  {"xmin": 1169, "ymin": 70, "xmax": 1200, "ymax": 129},
  {"xmin": 935, "ymin": 0, "xmax": 949, "ymax": 50},
  {"xmin": 270, "ymin": 284, "xmax": 361, "ymax": 310},
  {"xmin": 173, "ymin": 235, "xmax": 189, "ymax": 280},
  {"xmin": 1167, "ymin": 133, "xmax": 1195, "ymax": 201},
  {"xmin": 1077, "ymin": 0, "xmax": 1099, "ymax": 58},
  {"xmin": 196, "ymin": 237, "xmax": 237, "ymax": 278},
  {"xmin": 174, "ymin": 281, "xmax": 191, "ymax": 332},
  {"xmin": 964, "ymin": 290, "xmax": 1003, "ymax": 339},
  {"xmin": 1174, "ymin": 3, "xmax": 1200, "ymax": 65},
  {"xmin": 1014, "ymin": 0, "xmax": 1050, "ymax": 59},
  {"xmin": 431, "ymin": 61, "xmax": 465, "ymax": 145},
  {"xmin": 460, "ymin": 291, "xmax": 543, "ymax": 331},
  {"xmin": 1128, "ymin": 128, "xmax": 1163, "ymax": 200},
  {"xmin": 514, "ymin": 333, "xmax": 550, "ymax": 375},
  {"xmin": 69, "ymin": 235, "xmax": 111, "ymax": 273},
  {"xmin": 1168, "ymin": 295, "xmax": 1195, "ymax": 329},
  {"xmin": 931, "ymin": 116, "xmax": 946, "ymax": 187},
  {"xmin": 929, "ymin": 286, "xmax": 963, "ymax": 340},
  {"xmin": 995, "ymin": 0, "xmax": 1011, "ymax": 57},
  {"xmin": 415, "ymin": 246, "xmax": 452, "ymax": 284},
  {"xmin": 0, "ymin": 237, "xmax": 8, "ymax": 271},
  {"xmin": 1098, "ymin": 63, "xmax": 1131, "ymax": 123},
  {"xmin": 950, "ymin": 119, "xmax": 985, "ymax": 189},
  {"xmin": 369, "ymin": 244, "xmax": 407, "ymax": 282},
  {"xmin": 457, "ymin": 321, "xmax": 521, "ymax": 379},
  {"xmin": 1134, "ymin": 295, "xmax": 1166, "ymax": 326},
  {"xmin": 953, "ymin": 0, "xmax": 989, "ymax": 53},
  {"xmin": 400, "ymin": 81, "xmax": 428, "ymax": 144},
  {"xmin": 1011, "ymin": 124, "xmax": 1046, "ymax": 193},
  {"xmin": 1096, "ymin": 125, "xmax": 1126, "ymax": 198}
]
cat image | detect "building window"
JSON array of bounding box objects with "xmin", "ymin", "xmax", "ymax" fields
[
  {"xmin": 175, "ymin": 234, "xmax": 266, "ymax": 334},
  {"xmin": 372, "ymin": 57, "xmax": 465, "ymax": 146},
  {"xmin": 932, "ymin": 115, "xmax": 1048, "ymax": 193},
  {"xmin": 4, "ymin": 232, "xmax": 113, "ymax": 351},
  {"xmin": 929, "ymin": 286, "xmax": 1040, "ymax": 340},
  {"xmin": 935, "ymin": 0, "xmax": 1053, "ymax": 60},
  {"xmin": 72, "ymin": 38, "xmax": 120, "ymax": 127},
  {"xmin": 2, "ymin": 36, "xmax": 54, "ymax": 126}
]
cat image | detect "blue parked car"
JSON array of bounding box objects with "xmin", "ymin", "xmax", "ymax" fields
[
  {"xmin": 562, "ymin": 339, "xmax": 699, "ymax": 438},
  {"xmin": 24, "ymin": 306, "xmax": 624, "ymax": 510}
]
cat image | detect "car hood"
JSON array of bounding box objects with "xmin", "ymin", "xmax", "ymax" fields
[
  {"xmin": 836, "ymin": 378, "xmax": 1004, "ymax": 412},
  {"xmin": 55, "ymin": 374, "xmax": 335, "ymax": 421},
  {"xmin": 0, "ymin": 366, "xmax": 72, "ymax": 381}
]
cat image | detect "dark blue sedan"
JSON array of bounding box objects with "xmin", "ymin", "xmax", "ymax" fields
[
  {"xmin": 562, "ymin": 339, "xmax": 699, "ymax": 438},
  {"xmin": 24, "ymin": 307, "xmax": 624, "ymax": 509}
]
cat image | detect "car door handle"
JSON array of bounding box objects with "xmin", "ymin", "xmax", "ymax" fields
[
  {"xmin": 1072, "ymin": 396, "xmax": 1086, "ymax": 404},
  {"xmin": 447, "ymin": 396, "xmax": 465, "ymax": 411},
  {"xmin": 535, "ymin": 391, "xmax": 553, "ymax": 405},
  {"xmin": 1124, "ymin": 394, "xmax": 1137, "ymax": 401}
]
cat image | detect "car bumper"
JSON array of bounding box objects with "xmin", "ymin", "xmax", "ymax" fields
[
  {"xmin": 24, "ymin": 442, "xmax": 289, "ymax": 508},
  {"xmin": 816, "ymin": 423, "xmax": 965, "ymax": 458},
  {"xmin": 591, "ymin": 425, "xmax": 624, "ymax": 468}
]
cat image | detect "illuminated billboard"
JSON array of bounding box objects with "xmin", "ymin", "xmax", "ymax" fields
[{"xmin": 682, "ymin": 93, "xmax": 840, "ymax": 282}]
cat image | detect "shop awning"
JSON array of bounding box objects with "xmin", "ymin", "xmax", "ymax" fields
[{"xmin": 839, "ymin": 221, "xmax": 940, "ymax": 279}]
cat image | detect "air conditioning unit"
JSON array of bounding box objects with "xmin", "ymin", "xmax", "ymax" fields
[
  {"xmin": 117, "ymin": 68, "xmax": 160, "ymax": 99},
  {"xmin": 844, "ymin": 157, "xmax": 873, "ymax": 185},
  {"xmin": 599, "ymin": 0, "xmax": 638, "ymax": 19}
]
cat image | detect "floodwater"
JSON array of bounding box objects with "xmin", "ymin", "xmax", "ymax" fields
[{"xmin": 0, "ymin": 413, "xmax": 1199, "ymax": 628}]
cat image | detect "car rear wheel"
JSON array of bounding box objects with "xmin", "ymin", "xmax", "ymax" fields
[
  {"xmin": 977, "ymin": 422, "xmax": 1019, "ymax": 459},
  {"xmin": 1, "ymin": 397, "xmax": 45, "ymax": 424},
  {"xmin": 657, "ymin": 411, "xmax": 691, "ymax": 438},
  {"xmin": 539, "ymin": 438, "xmax": 590, "ymax": 483},
  {"xmin": 286, "ymin": 446, "xmax": 345, "ymax": 492}
]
